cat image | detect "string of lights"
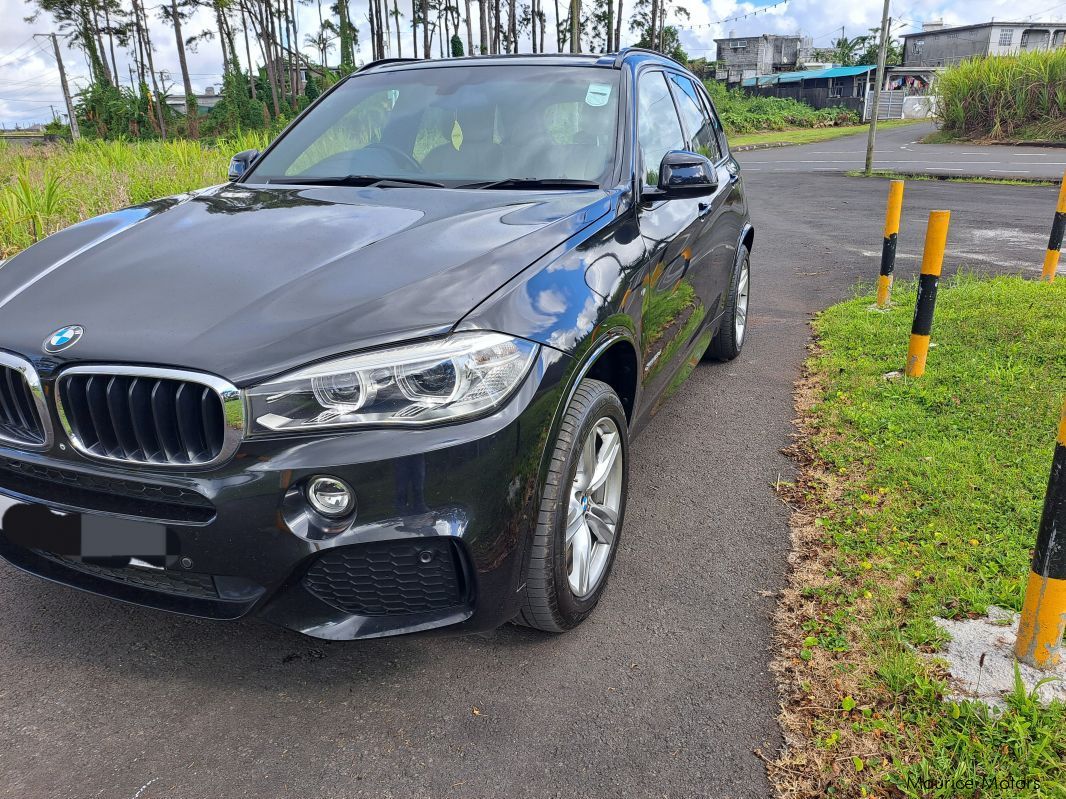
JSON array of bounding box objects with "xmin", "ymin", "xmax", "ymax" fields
[{"xmin": 671, "ymin": 0, "xmax": 789, "ymax": 31}]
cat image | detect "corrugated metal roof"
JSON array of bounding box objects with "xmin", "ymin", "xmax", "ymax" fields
[{"xmin": 742, "ymin": 65, "xmax": 875, "ymax": 87}]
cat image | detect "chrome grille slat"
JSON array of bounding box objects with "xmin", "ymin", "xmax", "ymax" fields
[
  {"xmin": 56, "ymin": 366, "xmax": 244, "ymax": 469},
  {"xmin": 0, "ymin": 353, "xmax": 50, "ymax": 450}
]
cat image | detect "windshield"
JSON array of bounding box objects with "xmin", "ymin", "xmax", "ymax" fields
[{"xmin": 246, "ymin": 65, "xmax": 621, "ymax": 188}]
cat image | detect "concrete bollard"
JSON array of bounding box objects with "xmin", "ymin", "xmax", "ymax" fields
[
  {"xmin": 876, "ymin": 180, "xmax": 905, "ymax": 307},
  {"xmin": 1041, "ymin": 171, "xmax": 1066, "ymax": 282},
  {"xmin": 1015, "ymin": 400, "xmax": 1066, "ymax": 669},
  {"xmin": 905, "ymin": 210, "xmax": 950, "ymax": 378}
]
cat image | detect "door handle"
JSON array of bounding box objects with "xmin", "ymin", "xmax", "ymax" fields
[{"xmin": 698, "ymin": 201, "xmax": 712, "ymax": 216}]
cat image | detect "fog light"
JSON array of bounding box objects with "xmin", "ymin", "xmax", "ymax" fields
[{"xmin": 306, "ymin": 476, "xmax": 355, "ymax": 518}]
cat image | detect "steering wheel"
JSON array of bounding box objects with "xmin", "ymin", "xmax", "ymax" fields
[{"xmin": 361, "ymin": 142, "xmax": 423, "ymax": 172}]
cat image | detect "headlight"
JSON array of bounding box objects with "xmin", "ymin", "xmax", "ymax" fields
[{"xmin": 245, "ymin": 332, "xmax": 539, "ymax": 435}]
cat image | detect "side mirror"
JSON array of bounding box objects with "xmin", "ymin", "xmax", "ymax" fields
[
  {"xmin": 653, "ymin": 150, "xmax": 718, "ymax": 198},
  {"xmin": 228, "ymin": 149, "xmax": 260, "ymax": 181}
]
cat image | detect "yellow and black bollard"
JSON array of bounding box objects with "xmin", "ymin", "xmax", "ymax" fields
[
  {"xmin": 876, "ymin": 180, "xmax": 905, "ymax": 307},
  {"xmin": 905, "ymin": 210, "xmax": 950, "ymax": 378},
  {"xmin": 1015, "ymin": 400, "xmax": 1066, "ymax": 669},
  {"xmin": 1041, "ymin": 172, "xmax": 1066, "ymax": 282}
]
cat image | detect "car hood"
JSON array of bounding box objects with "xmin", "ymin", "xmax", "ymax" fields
[{"xmin": 0, "ymin": 183, "xmax": 609, "ymax": 384}]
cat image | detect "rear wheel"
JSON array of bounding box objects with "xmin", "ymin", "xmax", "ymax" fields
[
  {"xmin": 705, "ymin": 245, "xmax": 751, "ymax": 361},
  {"xmin": 517, "ymin": 378, "xmax": 628, "ymax": 632}
]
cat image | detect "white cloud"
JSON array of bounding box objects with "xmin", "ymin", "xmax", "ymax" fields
[{"xmin": 0, "ymin": 0, "xmax": 1061, "ymax": 126}]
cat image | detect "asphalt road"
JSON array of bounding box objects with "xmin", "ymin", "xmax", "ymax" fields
[
  {"xmin": 739, "ymin": 121, "xmax": 1066, "ymax": 180},
  {"xmin": 0, "ymin": 135, "xmax": 1061, "ymax": 799}
]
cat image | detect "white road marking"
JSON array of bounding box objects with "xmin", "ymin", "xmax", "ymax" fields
[
  {"xmin": 928, "ymin": 167, "xmax": 965, "ymax": 171},
  {"xmin": 990, "ymin": 169, "xmax": 1029, "ymax": 174}
]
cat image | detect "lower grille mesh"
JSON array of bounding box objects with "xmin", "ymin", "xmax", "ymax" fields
[
  {"xmin": 35, "ymin": 551, "xmax": 220, "ymax": 598},
  {"xmin": 303, "ymin": 539, "xmax": 467, "ymax": 616},
  {"xmin": 0, "ymin": 456, "xmax": 214, "ymax": 523}
]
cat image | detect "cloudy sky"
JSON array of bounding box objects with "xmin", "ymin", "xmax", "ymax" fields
[{"xmin": 0, "ymin": 0, "xmax": 1062, "ymax": 126}]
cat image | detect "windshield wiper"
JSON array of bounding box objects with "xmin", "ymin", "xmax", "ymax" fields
[
  {"xmin": 268, "ymin": 175, "xmax": 446, "ymax": 188},
  {"xmin": 456, "ymin": 177, "xmax": 601, "ymax": 190}
]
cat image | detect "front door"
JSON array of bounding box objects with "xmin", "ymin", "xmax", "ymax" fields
[{"xmin": 633, "ymin": 69, "xmax": 713, "ymax": 413}]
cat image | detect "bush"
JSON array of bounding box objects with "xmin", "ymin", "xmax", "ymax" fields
[
  {"xmin": 937, "ymin": 50, "xmax": 1066, "ymax": 141},
  {"xmin": 703, "ymin": 80, "xmax": 860, "ymax": 134}
]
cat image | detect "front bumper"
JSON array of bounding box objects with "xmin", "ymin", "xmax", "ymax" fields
[{"xmin": 0, "ymin": 348, "xmax": 569, "ymax": 640}]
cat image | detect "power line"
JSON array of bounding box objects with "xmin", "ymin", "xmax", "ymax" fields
[
  {"xmin": 0, "ymin": 97, "xmax": 66, "ymax": 103},
  {"xmin": 0, "ymin": 40, "xmax": 49, "ymax": 69}
]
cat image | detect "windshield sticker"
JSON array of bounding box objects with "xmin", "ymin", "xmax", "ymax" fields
[
  {"xmin": 451, "ymin": 119, "xmax": 464, "ymax": 150},
  {"xmin": 585, "ymin": 83, "xmax": 612, "ymax": 107}
]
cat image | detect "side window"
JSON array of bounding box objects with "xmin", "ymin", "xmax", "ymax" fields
[
  {"xmin": 637, "ymin": 70, "xmax": 685, "ymax": 186},
  {"xmin": 668, "ymin": 74, "xmax": 722, "ymax": 162}
]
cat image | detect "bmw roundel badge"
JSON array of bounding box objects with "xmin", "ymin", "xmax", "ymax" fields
[{"xmin": 43, "ymin": 325, "xmax": 84, "ymax": 354}]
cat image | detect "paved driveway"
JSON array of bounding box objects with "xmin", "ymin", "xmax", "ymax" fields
[
  {"xmin": 0, "ymin": 147, "xmax": 1060, "ymax": 798},
  {"xmin": 739, "ymin": 121, "xmax": 1066, "ymax": 180}
]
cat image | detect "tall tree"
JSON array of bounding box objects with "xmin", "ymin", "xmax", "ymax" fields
[
  {"xmin": 422, "ymin": 0, "xmax": 431, "ymax": 57},
  {"xmin": 164, "ymin": 0, "xmax": 198, "ymax": 136},
  {"xmin": 392, "ymin": 0, "xmax": 403, "ymax": 57}
]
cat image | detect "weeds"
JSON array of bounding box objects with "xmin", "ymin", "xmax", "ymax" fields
[
  {"xmin": 0, "ymin": 134, "xmax": 270, "ymax": 258},
  {"xmin": 774, "ymin": 276, "xmax": 1066, "ymax": 797},
  {"xmin": 937, "ymin": 50, "xmax": 1066, "ymax": 142}
]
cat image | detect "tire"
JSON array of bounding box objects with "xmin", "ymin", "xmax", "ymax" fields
[
  {"xmin": 705, "ymin": 245, "xmax": 751, "ymax": 362},
  {"xmin": 517, "ymin": 378, "xmax": 629, "ymax": 632}
]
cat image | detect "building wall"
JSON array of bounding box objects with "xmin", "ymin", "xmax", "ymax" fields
[
  {"xmin": 904, "ymin": 23, "xmax": 1066, "ymax": 66},
  {"xmin": 714, "ymin": 35, "xmax": 809, "ymax": 84}
]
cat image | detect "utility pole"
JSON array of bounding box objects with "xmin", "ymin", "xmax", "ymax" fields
[
  {"xmin": 570, "ymin": 0, "xmax": 580, "ymax": 52},
  {"xmin": 37, "ymin": 33, "xmax": 79, "ymax": 140},
  {"xmin": 864, "ymin": 0, "xmax": 891, "ymax": 175}
]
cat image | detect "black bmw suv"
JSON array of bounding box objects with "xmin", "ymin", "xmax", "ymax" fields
[{"xmin": 0, "ymin": 49, "xmax": 752, "ymax": 640}]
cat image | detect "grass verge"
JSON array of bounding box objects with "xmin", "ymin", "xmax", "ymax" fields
[
  {"xmin": 730, "ymin": 120, "xmax": 923, "ymax": 149},
  {"xmin": 844, "ymin": 168, "xmax": 1056, "ymax": 187},
  {"xmin": 772, "ymin": 275, "xmax": 1066, "ymax": 798}
]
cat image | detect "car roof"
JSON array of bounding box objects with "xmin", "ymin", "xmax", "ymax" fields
[{"xmin": 358, "ymin": 48, "xmax": 684, "ymax": 74}]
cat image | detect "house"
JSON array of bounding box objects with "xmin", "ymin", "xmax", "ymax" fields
[
  {"xmin": 902, "ymin": 20, "xmax": 1066, "ymax": 68},
  {"xmin": 164, "ymin": 86, "xmax": 223, "ymax": 116},
  {"xmin": 740, "ymin": 65, "xmax": 876, "ymax": 112},
  {"xmin": 714, "ymin": 33, "xmax": 813, "ymax": 86}
]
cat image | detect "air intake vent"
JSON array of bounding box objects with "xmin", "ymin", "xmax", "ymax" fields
[
  {"xmin": 56, "ymin": 367, "xmax": 243, "ymax": 468},
  {"xmin": 0, "ymin": 353, "xmax": 50, "ymax": 450}
]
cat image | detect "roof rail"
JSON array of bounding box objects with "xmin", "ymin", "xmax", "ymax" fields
[
  {"xmin": 359, "ymin": 57, "xmax": 422, "ymax": 71},
  {"xmin": 612, "ymin": 47, "xmax": 683, "ymax": 68}
]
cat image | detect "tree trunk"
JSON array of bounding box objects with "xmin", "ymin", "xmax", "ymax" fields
[
  {"xmin": 614, "ymin": 0, "xmax": 622, "ymax": 50},
  {"xmin": 103, "ymin": 3, "xmax": 120, "ymax": 85},
  {"xmin": 422, "ymin": 0, "xmax": 431, "ymax": 58},
  {"xmin": 171, "ymin": 0, "xmax": 198, "ymax": 137},
  {"xmin": 393, "ymin": 0, "xmax": 403, "ymax": 57},
  {"xmin": 604, "ymin": 0, "xmax": 612, "ymax": 50},
  {"xmin": 569, "ymin": 0, "xmax": 578, "ymax": 52},
  {"xmin": 477, "ymin": 0, "xmax": 487, "ymax": 53},
  {"xmin": 241, "ymin": 5, "xmax": 257, "ymax": 101},
  {"xmin": 411, "ymin": 0, "xmax": 419, "ymax": 57}
]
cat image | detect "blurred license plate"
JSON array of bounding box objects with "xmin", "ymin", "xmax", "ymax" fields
[{"xmin": 1, "ymin": 502, "xmax": 168, "ymax": 558}]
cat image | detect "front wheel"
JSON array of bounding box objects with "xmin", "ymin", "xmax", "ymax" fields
[
  {"xmin": 705, "ymin": 245, "xmax": 751, "ymax": 362},
  {"xmin": 517, "ymin": 378, "xmax": 628, "ymax": 632}
]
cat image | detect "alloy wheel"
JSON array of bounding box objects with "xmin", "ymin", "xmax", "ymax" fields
[
  {"xmin": 566, "ymin": 417, "xmax": 624, "ymax": 598},
  {"xmin": 734, "ymin": 257, "xmax": 750, "ymax": 344}
]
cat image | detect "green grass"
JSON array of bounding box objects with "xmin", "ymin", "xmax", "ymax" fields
[
  {"xmin": 777, "ymin": 275, "xmax": 1066, "ymax": 797},
  {"xmin": 730, "ymin": 119, "xmax": 923, "ymax": 148},
  {"xmin": 844, "ymin": 168, "xmax": 1057, "ymax": 187}
]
